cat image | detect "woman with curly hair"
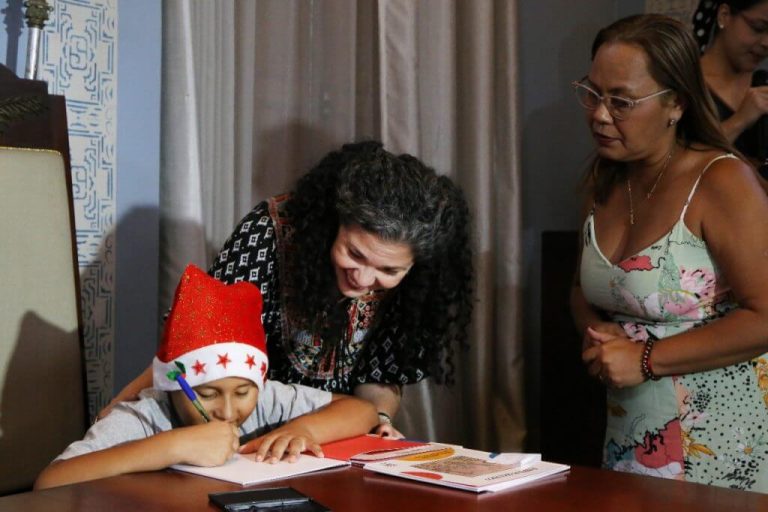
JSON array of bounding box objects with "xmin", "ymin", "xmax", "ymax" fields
[{"xmin": 107, "ymin": 141, "xmax": 473, "ymax": 437}]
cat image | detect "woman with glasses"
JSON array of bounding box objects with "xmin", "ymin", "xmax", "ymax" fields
[
  {"xmin": 694, "ymin": 1, "xmax": 768, "ymax": 177},
  {"xmin": 570, "ymin": 14, "xmax": 768, "ymax": 491}
]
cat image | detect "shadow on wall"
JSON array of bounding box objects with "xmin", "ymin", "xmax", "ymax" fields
[
  {"xmin": 0, "ymin": 312, "xmax": 86, "ymax": 496},
  {"xmin": 96, "ymin": 205, "xmax": 207, "ymax": 415},
  {"xmin": 158, "ymin": 214, "xmax": 216, "ymax": 330},
  {"xmin": 114, "ymin": 206, "xmax": 161, "ymax": 394},
  {"xmin": 82, "ymin": 206, "xmax": 201, "ymax": 415},
  {"xmin": 1, "ymin": 0, "xmax": 24, "ymax": 73},
  {"xmin": 79, "ymin": 205, "xmax": 160, "ymax": 417},
  {"xmin": 521, "ymin": 19, "xmax": 602, "ymax": 455}
]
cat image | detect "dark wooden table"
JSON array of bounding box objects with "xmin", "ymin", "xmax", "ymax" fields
[{"xmin": 1, "ymin": 465, "xmax": 767, "ymax": 511}]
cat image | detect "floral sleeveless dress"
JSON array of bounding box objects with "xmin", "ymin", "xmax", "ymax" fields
[{"xmin": 580, "ymin": 154, "xmax": 768, "ymax": 492}]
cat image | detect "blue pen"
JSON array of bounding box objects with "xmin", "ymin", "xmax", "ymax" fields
[
  {"xmin": 489, "ymin": 452, "xmax": 500, "ymax": 459},
  {"xmin": 169, "ymin": 362, "xmax": 210, "ymax": 422},
  {"xmin": 177, "ymin": 374, "xmax": 211, "ymax": 422}
]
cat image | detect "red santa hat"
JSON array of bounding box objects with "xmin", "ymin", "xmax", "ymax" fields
[{"xmin": 152, "ymin": 264, "xmax": 268, "ymax": 391}]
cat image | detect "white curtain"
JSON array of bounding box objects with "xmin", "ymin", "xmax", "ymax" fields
[
  {"xmin": 161, "ymin": 0, "xmax": 523, "ymax": 451},
  {"xmin": 645, "ymin": 0, "xmax": 699, "ymax": 25}
]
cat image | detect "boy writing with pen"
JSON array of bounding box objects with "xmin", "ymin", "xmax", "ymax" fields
[{"xmin": 35, "ymin": 264, "xmax": 378, "ymax": 490}]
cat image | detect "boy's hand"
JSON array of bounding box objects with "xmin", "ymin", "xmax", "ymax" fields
[
  {"xmin": 172, "ymin": 421, "xmax": 240, "ymax": 467},
  {"xmin": 239, "ymin": 425, "xmax": 323, "ymax": 464}
]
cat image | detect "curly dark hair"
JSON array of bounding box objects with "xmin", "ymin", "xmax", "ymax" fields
[{"xmin": 283, "ymin": 140, "xmax": 473, "ymax": 384}]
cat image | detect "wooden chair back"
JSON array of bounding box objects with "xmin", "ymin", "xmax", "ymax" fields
[{"xmin": 0, "ymin": 66, "xmax": 85, "ymax": 495}]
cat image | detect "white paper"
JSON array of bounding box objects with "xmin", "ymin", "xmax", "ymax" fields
[
  {"xmin": 489, "ymin": 452, "xmax": 541, "ymax": 466},
  {"xmin": 172, "ymin": 453, "xmax": 349, "ymax": 486}
]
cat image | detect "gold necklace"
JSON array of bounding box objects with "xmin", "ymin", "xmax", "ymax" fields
[{"xmin": 626, "ymin": 148, "xmax": 675, "ymax": 226}]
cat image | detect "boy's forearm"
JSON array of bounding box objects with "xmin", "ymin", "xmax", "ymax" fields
[
  {"xmin": 283, "ymin": 396, "xmax": 378, "ymax": 444},
  {"xmin": 34, "ymin": 431, "xmax": 182, "ymax": 490}
]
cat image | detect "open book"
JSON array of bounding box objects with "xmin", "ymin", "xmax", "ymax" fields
[
  {"xmin": 172, "ymin": 452, "xmax": 347, "ymax": 486},
  {"xmin": 363, "ymin": 447, "xmax": 570, "ymax": 493},
  {"xmin": 171, "ymin": 434, "xmax": 429, "ymax": 485}
]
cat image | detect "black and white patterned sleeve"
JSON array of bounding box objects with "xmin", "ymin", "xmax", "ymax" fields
[
  {"xmin": 355, "ymin": 322, "xmax": 428, "ymax": 386},
  {"xmin": 208, "ymin": 201, "xmax": 280, "ymax": 332}
]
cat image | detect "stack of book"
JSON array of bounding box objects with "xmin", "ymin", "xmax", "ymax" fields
[{"xmin": 173, "ymin": 434, "xmax": 570, "ymax": 493}]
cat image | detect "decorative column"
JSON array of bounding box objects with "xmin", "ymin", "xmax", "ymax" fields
[
  {"xmin": 37, "ymin": 0, "xmax": 118, "ymax": 418},
  {"xmin": 24, "ymin": 0, "xmax": 53, "ymax": 80}
]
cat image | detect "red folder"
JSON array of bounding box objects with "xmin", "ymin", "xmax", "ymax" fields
[{"xmin": 321, "ymin": 434, "xmax": 438, "ymax": 465}]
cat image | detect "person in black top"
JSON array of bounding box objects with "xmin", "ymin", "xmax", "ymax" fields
[
  {"xmin": 694, "ymin": 1, "xmax": 768, "ymax": 178},
  {"xmin": 105, "ymin": 141, "xmax": 473, "ymax": 438}
]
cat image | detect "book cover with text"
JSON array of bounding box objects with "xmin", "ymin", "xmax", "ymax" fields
[{"xmin": 363, "ymin": 447, "xmax": 569, "ymax": 493}]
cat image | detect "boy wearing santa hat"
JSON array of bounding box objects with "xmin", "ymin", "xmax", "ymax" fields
[{"xmin": 35, "ymin": 265, "xmax": 378, "ymax": 489}]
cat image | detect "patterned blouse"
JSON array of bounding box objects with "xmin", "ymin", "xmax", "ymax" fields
[{"xmin": 208, "ymin": 195, "xmax": 427, "ymax": 394}]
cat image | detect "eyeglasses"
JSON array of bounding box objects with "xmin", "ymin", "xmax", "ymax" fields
[{"xmin": 571, "ymin": 79, "xmax": 671, "ymax": 120}]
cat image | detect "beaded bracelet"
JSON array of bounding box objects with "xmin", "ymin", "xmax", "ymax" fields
[
  {"xmin": 640, "ymin": 338, "xmax": 661, "ymax": 381},
  {"xmin": 378, "ymin": 411, "xmax": 393, "ymax": 425}
]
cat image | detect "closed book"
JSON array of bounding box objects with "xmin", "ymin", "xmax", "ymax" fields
[
  {"xmin": 322, "ymin": 434, "xmax": 450, "ymax": 466},
  {"xmin": 363, "ymin": 447, "xmax": 569, "ymax": 493}
]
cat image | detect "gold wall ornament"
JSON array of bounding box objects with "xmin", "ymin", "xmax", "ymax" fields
[
  {"xmin": 24, "ymin": 0, "xmax": 53, "ymax": 29},
  {"xmin": 0, "ymin": 94, "xmax": 48, "ymax": 134}
]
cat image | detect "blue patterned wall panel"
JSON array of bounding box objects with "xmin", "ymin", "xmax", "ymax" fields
[{"xmin": 38, "ymin": 0, "xmax": 117, "ymax": 418}]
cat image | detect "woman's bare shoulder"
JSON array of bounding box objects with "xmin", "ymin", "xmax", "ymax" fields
[
  {"xmin": 678, "ymin": 149, "xmax": 763, "ymax": 229},
  {"xmin": 690, "ymin": 150, "xmax": 767, "ymax": 215},
  {"xmin": 696, "ymin": 152, "xmax": 757, "ymax": 192}
]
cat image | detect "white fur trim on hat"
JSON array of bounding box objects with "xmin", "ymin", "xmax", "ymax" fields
[{"xmin": 153, "ymin": 341, "xmax": 268, "ymax": 391}]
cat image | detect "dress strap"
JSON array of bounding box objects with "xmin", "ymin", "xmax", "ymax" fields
[{"xmin": 679, "ymin": 153, "xmax": 738, "ymax": 220}]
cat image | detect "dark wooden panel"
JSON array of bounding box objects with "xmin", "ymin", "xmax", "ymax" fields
[
  {"xmin": 0, "ymin": 64, "xmax": 71, "ymax": 173},
  {"xmin": 540, "ymin": 230, "xmax": 605, "ymax": 468}
]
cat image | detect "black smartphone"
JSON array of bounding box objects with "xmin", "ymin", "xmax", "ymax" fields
[{"xmin": 208, "ymin": 487, "xmax": 331, "ymax": 511}]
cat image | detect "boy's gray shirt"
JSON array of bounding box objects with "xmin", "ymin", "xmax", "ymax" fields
[{"xmin": 56, "ymin": 380, "xmax": 332, "ymax": 461}]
